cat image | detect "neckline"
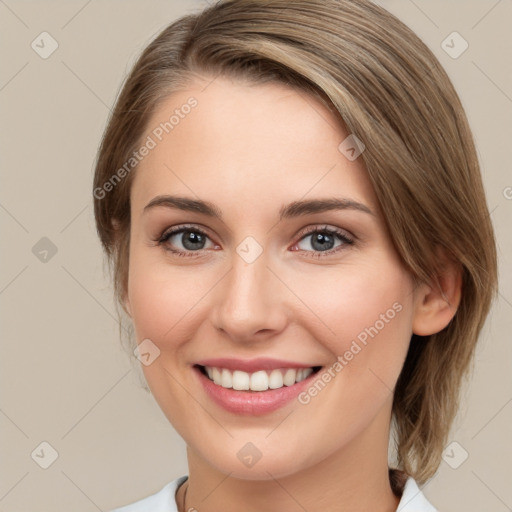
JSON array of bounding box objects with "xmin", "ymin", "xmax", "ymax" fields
[{"xmin": 174, "ymin": 471, "xmax": 415, "ymax": 509}]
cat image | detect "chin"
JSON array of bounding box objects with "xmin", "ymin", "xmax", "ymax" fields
[{"xmin": 197, "ymin": 435, "xmax": 326, "ymax": 481}]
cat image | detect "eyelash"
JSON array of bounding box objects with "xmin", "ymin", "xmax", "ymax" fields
[{"xmin": 156, "ymin": 223, "xmax": 355, "ymax": 259}]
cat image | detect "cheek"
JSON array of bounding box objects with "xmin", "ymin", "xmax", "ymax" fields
[
  {"xmin": 289, "ymin": 259, "xmax": 414, "ymax": 385},
  {"xmin": 286, "ymin": 262, "xmax": 414, "ymax": 450},
  {"xmin": 295, "ymin": 261, "xmax": 410, "ymax": 334},
  {"xmin": 127, "ymin": 254, "xmax": 214, "ymax": 350}
]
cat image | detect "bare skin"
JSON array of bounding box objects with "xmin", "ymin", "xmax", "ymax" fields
[{"xmin": 123, "ymin": 74, "xmax": 461, "ymax": 512}]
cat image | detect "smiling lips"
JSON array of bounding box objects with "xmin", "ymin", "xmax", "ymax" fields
[
  {"xmin": 193, "ymin": 357, "xmax": 323, "ymax": 414},
  {"xmin": 195, "ymin": 357, "xmax": 321, "ymax": 390},
  {"xmin": 201, "ymin": 365, "xmax": 317, "ymax": 391}
]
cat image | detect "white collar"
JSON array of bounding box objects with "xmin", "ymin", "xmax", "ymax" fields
[
  {"xmin": 398, "ymin": 477, "xmax": 438, "ymax": 511},
  {"xmin": 110, "ymin": 474, "xmax": 438, "ymax": 511}
]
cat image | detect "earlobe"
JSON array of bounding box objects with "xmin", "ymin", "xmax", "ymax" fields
[{"xmin": 412, "ymin": 250, "xmax": 463, "ymax": 336}]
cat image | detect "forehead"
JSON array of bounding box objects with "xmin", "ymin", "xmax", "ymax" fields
[{"xmin": 130, "ymin": 75, "xmax": 378, "ymax": 218}]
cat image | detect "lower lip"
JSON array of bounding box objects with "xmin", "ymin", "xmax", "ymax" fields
[{"xmin": 193, "ymin": 366, "xmax": 320, "ymax": 415}]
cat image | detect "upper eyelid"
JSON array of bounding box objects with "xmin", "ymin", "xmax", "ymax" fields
[
  {"xmin": 160, "ymin": 223, "xmax": 214, "ymax": 241},
  {"xmin": 297, "ymin": 224, "xmax": 353, "ymax": 239}
]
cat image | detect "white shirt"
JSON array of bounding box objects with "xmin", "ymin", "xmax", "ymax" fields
[{"xmin": 110, "ymin": 475, "xmax": 438, "ymax": 511}]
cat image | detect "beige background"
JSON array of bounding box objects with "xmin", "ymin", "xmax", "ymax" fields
[{"xmin": 1, "ymin": 0, "xmax": 511, "ymax": 510}]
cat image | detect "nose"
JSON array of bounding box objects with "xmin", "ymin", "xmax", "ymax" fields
[{"xmin": 211, "ymin": 251, "xmax": 288, "ymax": 344}]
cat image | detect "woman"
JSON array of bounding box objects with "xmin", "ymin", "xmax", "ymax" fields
[{"xmin": 93, "ymin": 0, "xmax": 497, "ymax": 510}]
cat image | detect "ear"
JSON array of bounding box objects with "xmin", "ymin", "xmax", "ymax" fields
[{"xmin": 412, "ymin": 247, "xmax": 463, "ymax": 336}]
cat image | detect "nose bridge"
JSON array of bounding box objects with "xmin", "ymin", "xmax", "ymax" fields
[{"xmin": 213, "ymin": 246, "xmax": 286, "ymax": 340}]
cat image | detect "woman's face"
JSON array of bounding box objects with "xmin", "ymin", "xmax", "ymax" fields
[{"xmin": 124, "ymin": 75, "xmax": 421, "ymax": 479}]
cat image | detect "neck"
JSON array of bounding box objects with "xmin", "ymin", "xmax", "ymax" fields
[{"xmin": 179, "ymin": 405, "xmax": 401, "ymax": 512}]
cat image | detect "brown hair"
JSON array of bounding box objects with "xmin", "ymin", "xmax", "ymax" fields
[{"xmin": 93, "ymin": 0, "xmax": 498, "ymax": 486}]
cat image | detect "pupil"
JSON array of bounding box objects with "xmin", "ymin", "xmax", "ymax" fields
[
  {"xmin": 312, "ymin": 232, "xmax": 334, "ymax": 251},
  {"xmin": 183, "ymin": 231, "xmax": 205, "ymax": 250}
]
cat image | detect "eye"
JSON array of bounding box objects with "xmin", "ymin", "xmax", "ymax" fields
[
  {"xmin": 156, "ymin": 223, "xmax": 355, "ymax": 259},
  {"xmin": 292, "ymin": 225, "xmax": 354, "ymax": 258},
  {"xmin": 157, "ymin": 224, "xmax": 217, "ymax": 257}
]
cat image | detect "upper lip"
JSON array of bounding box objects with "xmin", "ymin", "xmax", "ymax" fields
[{"xmin": 195, "ymin": 357, "xmax": 321, "ymax": 373}]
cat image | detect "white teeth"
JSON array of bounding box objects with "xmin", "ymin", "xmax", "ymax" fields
[
  {"xmin": 302, "ymin": 368, "xmax": 314, "ymax": 380},
  {"xmin": 283, "ymin": 368, "xmax": 296, "ymax": 386},
  {"xmin": 232, "ymin": 370, "xmax": 250, "ymax": 390},
  {"xmin": 221, "ymin": 368, "xmax": 233, "ymax": 388},
  {"xmin": 202, "ymin": 366, "xmax": 316, "ymax": 391},
  {"xmin": 212, "ymin": 367, "xmax": 222, "ymax": 385},
  {"xmin": 268, "ymin": 369, "xmax": 283, "ymax": 389},
  {"xmin": 250, "ymin": 370, "xmax": 269, "ymax": 391}
]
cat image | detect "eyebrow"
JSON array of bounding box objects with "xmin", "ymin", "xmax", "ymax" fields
[{"xmin": 143, "ymin": 195, "xmax": 374, "ymax": 220}]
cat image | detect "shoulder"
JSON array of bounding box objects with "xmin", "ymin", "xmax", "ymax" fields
[
  {"xmin": 109, "ymin": 475, "xmax": 188, "ymax": 512},
  {"xmin": 397, "ymin": 476, "xmax": 438, "ymax": 512}
]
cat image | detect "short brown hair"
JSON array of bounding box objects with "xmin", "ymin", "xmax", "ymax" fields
[{"xmin": 93, "ymin": 0, "xmax": 498, "ymax": 485}]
